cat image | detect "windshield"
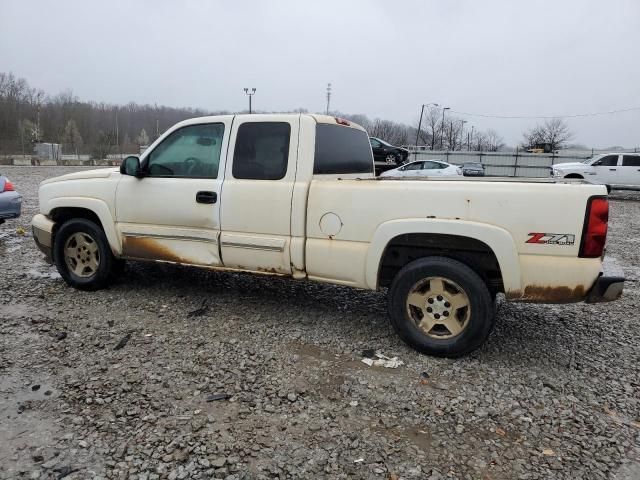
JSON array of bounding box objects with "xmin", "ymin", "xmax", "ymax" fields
[
  {"xmin": 373, "ymin": 137, "xmax": 393, "ymax": 147},
  {"xmin": 582, "ymin": 155, "xmax": 602, "ymax": 164}
]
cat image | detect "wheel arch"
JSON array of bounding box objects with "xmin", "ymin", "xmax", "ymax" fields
[
  {"xmin": 48, "ymin": 198, "xmax": 121, "ymax": 255},
  {"xmin": 365, "ymin": 219, "xmax": 521, "ymax": 293},
  {"xmin": 564, "ymin": 173, "xmax": 584, "ymax": 179}
]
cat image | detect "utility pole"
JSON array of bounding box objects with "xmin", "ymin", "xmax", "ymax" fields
[
  {"xmin": 415, "ymin": 102, "xmax": 439, "ymax": 159},
  {"xmin": 243, "ymin": 88, "xmax": 256, "ymax": 114},
  {"xmin": 440, "ymin": 107, "xmax": 450, "ymax": 150},
  {"xmin": 115, "ymin": 108, "xmax": 119, "ymax": 158},
  {"xmin": 469, "ymin": 125, "xmax": 474, "ymax": 151},
  {"xmin": 326, "ymin": 83, "xmax": 332, "ymax": 115}
]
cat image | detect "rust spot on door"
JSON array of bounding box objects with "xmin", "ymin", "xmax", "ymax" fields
[
  {"xmin": 122, "ymin": 236, "xmax": 187, "ymax": 264},
  {"xmin": 507, "ymin": 284, "xmax": 586, "ymax": 303}
]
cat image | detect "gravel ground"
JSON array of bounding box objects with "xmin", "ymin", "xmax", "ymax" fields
[{"xmin": 1, "ymin": 166, "xmax": 639, "ymax": 480}]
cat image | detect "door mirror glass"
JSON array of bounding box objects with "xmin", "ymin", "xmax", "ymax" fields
[{"xmin": 120, "ymin": 156, "xmax": 142, "ymax": 177}]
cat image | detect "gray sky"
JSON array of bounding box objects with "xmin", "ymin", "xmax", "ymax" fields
[{"xmin": 1, "ymin": 0, "xmax": 639, "ymax": 148}]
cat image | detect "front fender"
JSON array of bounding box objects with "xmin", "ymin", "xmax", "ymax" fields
[
  {"xmin": 46, "ymin": 197, "xmax": 121, "ymax": 255},
  {"xmin": 365, "ymin": 218, "xmax": 521, "ymax": 292}
]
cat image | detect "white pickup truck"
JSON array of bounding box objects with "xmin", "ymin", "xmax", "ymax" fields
[
  {"xmin": 552, "ymin": 152, "xmax": 640, "ymax": 190},
  {"xmin": 32, "ymin": 114, "xmax": 624, "ymax": 357}
]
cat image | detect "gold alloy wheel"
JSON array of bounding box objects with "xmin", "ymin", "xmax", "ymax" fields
[
  {"xmin": 64, "ymin": 232, "xmax": 100, "ymax": 278},
  {"xmin": 406, "ymin": 276, "xmax": 471, "ymax": 339}
]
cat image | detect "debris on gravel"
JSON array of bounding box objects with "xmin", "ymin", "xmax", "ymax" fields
[{"xmin": 0, "ymin": 166, "xmax": 639, "ymax": 479}]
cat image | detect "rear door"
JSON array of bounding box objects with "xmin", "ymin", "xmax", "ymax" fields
[
  {"xmin": 219, "ymin": 115, "xmax": 299, "ymax": 274},
  {"xmin": 591, "ymin": 154, "xmax": 620, "ymax": 184},
  {"xmin": 618, "ymin": 155, "xmax": 640, "ymax": 186}
]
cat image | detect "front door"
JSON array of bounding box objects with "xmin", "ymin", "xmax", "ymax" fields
[
  {"xmin": 219, "ymin": 115, "xmax": 299, "ymax": 274},
  {"xmin": 115, "ymin": 119, "xmax": 231, "ymax": 266}
]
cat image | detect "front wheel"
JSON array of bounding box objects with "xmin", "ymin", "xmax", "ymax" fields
[
  {"xmin": 53, "ymin": 218, "xmax": 115, "ymax": 290},
  {"xmin": 388, "ymin": 256, "xmax": 494, "ymax": 357},
  {"xmin": 385, "ymin": 153, "xmax": 398, "ymax": 164}
]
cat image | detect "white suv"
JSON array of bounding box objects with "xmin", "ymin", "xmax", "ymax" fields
[{"xmin": 553, "ymin": 153, "xmax": 640, "ymax": 190}]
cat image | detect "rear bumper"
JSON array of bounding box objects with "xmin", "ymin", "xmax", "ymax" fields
[
  {"xmin": 0, "ymin": 192, "xmax": 22, "ymax": 219},
  {"xmin": 586, "ymin": 257, "xmax": 625, "ymax": 303},
  {"xmin": 32, "ymin": 214, "xmax": 55, "ymax": 264}
]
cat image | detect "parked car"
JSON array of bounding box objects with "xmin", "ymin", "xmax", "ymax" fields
[
  {"xmin": 369, "ymin": 137, "xmax": 409, "ymax": 165},
  {"xmin": 462, "ymin": 162, "xmax": 485, "ymax": 177},
  {"xmin": 32, "ymin": 114, "xmax": 624, "ymax": 357},
  {"xmin": 0, "ymin": 175, "xmax": 22, "ymax": 224},
  {"xmin": 552, "ymin": 153, "xmax": 640, "ymax": 190},
  {"xmin": 379, "ymin": 160, "xmax": 463, "ymax": 178}
]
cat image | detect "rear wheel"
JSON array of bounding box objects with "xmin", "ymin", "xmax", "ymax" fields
[
  {"xmin": 388, "ymin": 256, "xmax": 494, "ymax": 357},
  {"xmin": 385, "ymin": 153, "xmax": 398, "ymax": 164},
  {"xmin": 53, "ymin": 218, "xmax": 115, "ymax": 290}
]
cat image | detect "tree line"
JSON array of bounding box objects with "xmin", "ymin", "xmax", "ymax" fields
[{"xmin": 0, "ymin": 72, "xmax": 572, "ymax": 158}]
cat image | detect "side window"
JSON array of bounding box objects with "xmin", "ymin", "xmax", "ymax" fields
[
  {"xmin": 314, "ymin": 124, "xmax": 374, "ymax": 174},
  {"xmin": 232, "ymin": 122, "xmax": 290, "ymax": 180},
  {"xmin": 405, "ymin": 162, "xmax": 422, "ymax": 170},
  {"xmin": 593, "ymin": 155, "xmax": 619, "ymax": 167},
  {"xmin": 622, "ymin": 155, "xmax": 640, "ymax": 167},
  {"xmin": 421, "ymin": 161, "xmax": 438, "ymax": 170},
  {"xmin": 146, "ymin": 123, "xmax": 224, "ymax": 178},
  {"xmin": 370, "ymin": 139, "xmax": 381, "ymax": 148}
]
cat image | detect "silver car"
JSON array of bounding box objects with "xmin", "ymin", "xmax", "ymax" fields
[{"xmin": 0, "ymin": 175, "xmax": 22, "ymax": 224}]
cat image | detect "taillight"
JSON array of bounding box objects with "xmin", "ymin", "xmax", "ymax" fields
[
  {"xmin": 579, "ymin": 196, "xmax": 608, "ymax": 258},
  {"xmin": 3, "ymin": 180, "xmax": 15, "ymax": 192}
]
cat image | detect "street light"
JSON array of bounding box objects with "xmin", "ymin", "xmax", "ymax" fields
[
  {"xmin": 440, "ymin": 107, "xmax": 450, "ymax": 150},
  {"xmin": 469, "ymin": 125, "xmax": 475, "ymax": 151},
  {"xmin": 459, "ymin": 120, "xmax": 467, "ymax": 151},
  {"xmin": 415, "ymin": 102, "xmax": 439, "ymax": 158},
  {"xmin": 243, "ymin": 87, "xmax": 256, "ymax": 114}
]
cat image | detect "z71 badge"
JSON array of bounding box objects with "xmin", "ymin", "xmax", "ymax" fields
[{"xmin": 526, "ymin": 233, "xmax": 575, "ymax": 245}]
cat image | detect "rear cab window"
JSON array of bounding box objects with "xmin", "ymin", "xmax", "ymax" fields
[{"xmin": 314, "ymin": 124, "xmax": 373, "ymax": 175}]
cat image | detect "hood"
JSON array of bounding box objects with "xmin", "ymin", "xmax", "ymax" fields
[
  {"xmin": 553, "ymin": 162, "xmax": 588, "ymax": 169},
  {"xmin": 41, "ymin": 167, "xmax": 119, "ymax": 185}
]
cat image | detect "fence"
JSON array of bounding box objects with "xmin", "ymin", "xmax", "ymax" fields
[{"xmin": 406, "ymin": 149, "xmax": 594, "ymax": 178}]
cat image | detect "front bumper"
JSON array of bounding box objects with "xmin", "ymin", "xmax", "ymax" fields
[
  {"xmin": 32, "ymin": 214, "xmax": 55, "ymax": 264},
  {"xmin": 585, "ymin": 257, "xmax": 625, "ymax": 303}
]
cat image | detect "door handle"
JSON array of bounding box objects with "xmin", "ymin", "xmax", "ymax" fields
[
  {"xmin": 609, "ymin": 168, "xmax": 617, "ymax": 171},
  {"xmin": 196, "ymin": 191, "xmax": 217, "ymax": 204}
]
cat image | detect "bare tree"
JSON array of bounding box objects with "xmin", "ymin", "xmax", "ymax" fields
[
  {"xmin": 92, "ymin": 130, "xmax": 115, "ymax": 160},
  {"xmin": 136, "ymin": 128, "xmax": 149, "ymax": 146},
  {"xmin": 62, "ymin": 119, "xmax": 83, "ymax": 158},
  {"xmin": 484, "ymin": 129, "xmax": 504, "ymax": 152},
  {"xmin": 522, "ymin": 118, "xmax": 573, "ymax": 151}
]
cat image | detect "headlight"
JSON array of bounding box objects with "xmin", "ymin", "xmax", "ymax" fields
[{"xmin": 553, "ymin": 169, "xmax": 562, "ymax": 177}]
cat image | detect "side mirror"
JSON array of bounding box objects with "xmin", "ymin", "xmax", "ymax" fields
[{"xmin": 120, "ymin": 156, "xmax": 143, "ymax": 177}]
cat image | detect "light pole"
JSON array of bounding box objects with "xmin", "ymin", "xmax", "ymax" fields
[
  {"xmin": 440, "ymin": 107, "xmax": 450, "ymax": 150},
  {"xmin": 469, "ymin": 125, "xmax": 474, "ymax": 151},
  {"xmin": 459, "ymin": 120, "xmax": 467, "ymax": 151},
  {"xmin": 243, "ymin": 88, "xmax": 256, "ymax": 114},
  {"xmin": 415, "ymin": 102, "xmax": 439, "ymax": 159}
]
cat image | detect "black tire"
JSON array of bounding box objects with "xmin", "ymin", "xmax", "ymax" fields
[
  {"xmin": 53, "ymin": 218, "xmax": 114, "ymax": 291},
  {"xmin": 388, "ymin": 256, "xmax": 494, "ymax": 358}
]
